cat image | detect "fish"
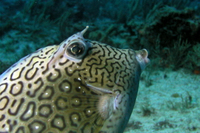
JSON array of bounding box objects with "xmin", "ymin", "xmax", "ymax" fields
[{"xmin": 0, "ymin": 26, "xmax": 149, "ymax": 133}]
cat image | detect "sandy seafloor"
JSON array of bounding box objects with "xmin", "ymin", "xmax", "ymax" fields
[{"xmin": 125, "ymin": 69, "xmax": 200, "ymax": 133}]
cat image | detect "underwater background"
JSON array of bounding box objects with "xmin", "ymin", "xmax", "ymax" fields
[{"xmin": 0, "ymin": 0, "xmax": 200, "ymax": 132}]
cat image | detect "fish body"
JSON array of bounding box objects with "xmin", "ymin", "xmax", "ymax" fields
[{"xmin": 0, "ymin": 26, "xmax": 149, "ymax": 133}]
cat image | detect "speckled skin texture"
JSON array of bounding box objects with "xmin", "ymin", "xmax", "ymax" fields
[{"xmin": 0, "ymin": 27, "xmax": 149, "ymax": 133}]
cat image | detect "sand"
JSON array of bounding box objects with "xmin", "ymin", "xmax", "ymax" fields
[{"xmin": 125, "ymin": 69, "xmax": 200, "ymax": 133}]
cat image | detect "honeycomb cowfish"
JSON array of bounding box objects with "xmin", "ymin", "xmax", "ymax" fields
[{"xmin": 0, "ymin": 26, "xmax": 149, "ymax": 133}]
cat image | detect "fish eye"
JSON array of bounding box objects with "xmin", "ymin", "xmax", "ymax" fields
[{"xmin": 66, "ymin": 41, "xmax": 85, "ymax": 59}]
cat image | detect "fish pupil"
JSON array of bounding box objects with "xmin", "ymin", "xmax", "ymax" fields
[{"xmin": 67, "ymin": 42, "xmax": 84, "ymax": 56}]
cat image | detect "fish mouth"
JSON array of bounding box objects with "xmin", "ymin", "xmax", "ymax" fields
[{"xmin": 135, "ymin": 49, "xmax": 150, "ymax": 70}]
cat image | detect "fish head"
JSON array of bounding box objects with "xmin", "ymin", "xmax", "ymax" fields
[{"xmin": 47, "ymin": 26, "xmax": 149, "ymax": 132}]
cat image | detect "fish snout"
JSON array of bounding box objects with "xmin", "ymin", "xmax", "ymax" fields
[{"xmin": 135, "ymin": 49, "xmax": 150, "ymax": 70}]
